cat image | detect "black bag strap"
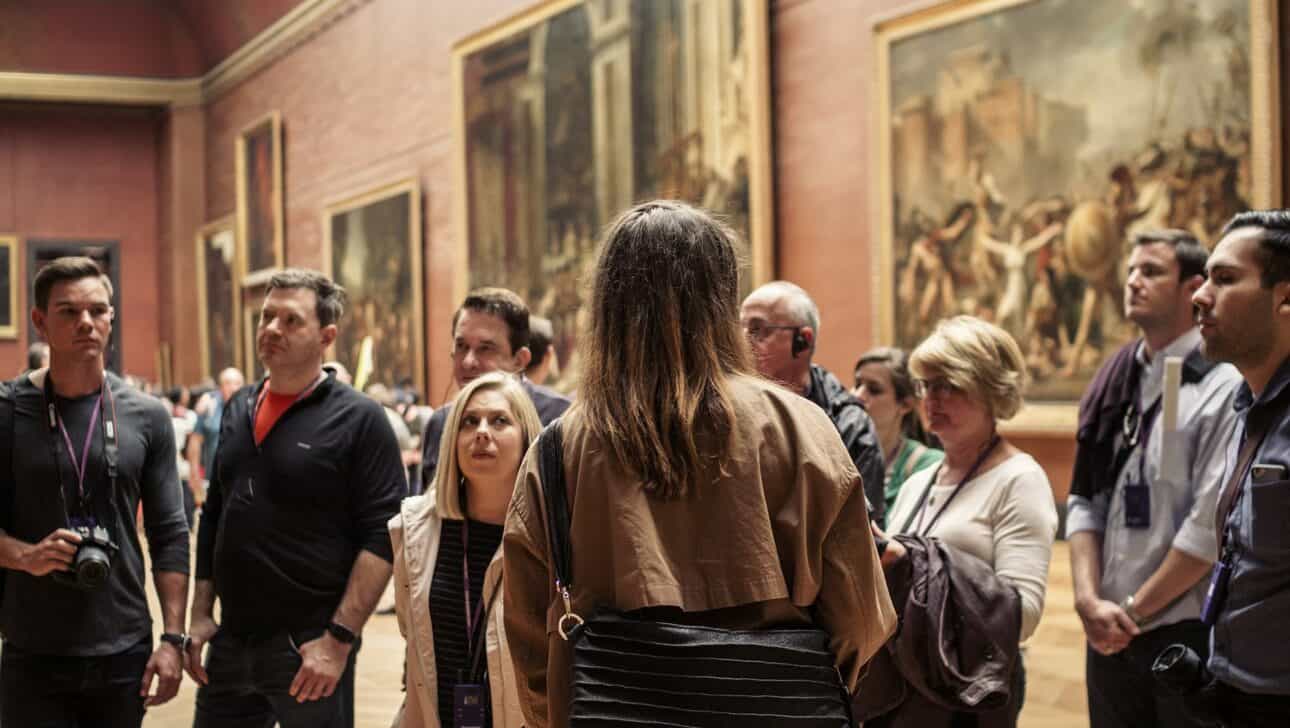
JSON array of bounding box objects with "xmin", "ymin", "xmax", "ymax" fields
[
  {"xmin": 537, "ymin": 420, "xmax": 571, "ymax": 587},
  {"xmin": 536, "ymin": 419, "xmax": 584, "ymax": 640}
]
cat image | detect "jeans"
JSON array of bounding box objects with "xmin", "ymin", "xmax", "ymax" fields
[
  {"xmin": 1086, "ymin": 619, "xmax": 1211, "ymax": 728},
  {"xmin": 0, "ymin": 637, "xmax": 150, "ymax": 728},
  {"xmin": 193, "ymin": 628, "xmax": 359, "ymax": 728}
]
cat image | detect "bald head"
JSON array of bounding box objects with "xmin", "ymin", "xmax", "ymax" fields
[
  {"xmin": 740, "ymin": 280, "xmax": 820, "ymax": 389},
  {"xmin": 218, "ymin": 367, "xmax": 245, "ymax": 400},
  {"xmin": 743, "ymin": 281, "xmax": 821, "ymax": 341}
]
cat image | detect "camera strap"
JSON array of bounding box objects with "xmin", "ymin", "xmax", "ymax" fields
[{"xmin": 42, "ymin": 373, "xmax": 118, "ymax": 514}]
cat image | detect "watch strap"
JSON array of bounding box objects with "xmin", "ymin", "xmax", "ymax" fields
[
  {"xmin": 160, "ymin": 632, "xmax": 189, "ymax": 651},
  {"xmin": 326, "ymin": 621, "xmax": 357, "ymax": 644},
  {"xmin": 1120, "ymin": 595, "xmax": 1146, "ymax": 626}
]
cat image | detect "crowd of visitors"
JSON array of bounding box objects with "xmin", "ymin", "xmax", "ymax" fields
[{"xmin": 2, "ymin": 201, "xmax": 1290, "ymax": 728}]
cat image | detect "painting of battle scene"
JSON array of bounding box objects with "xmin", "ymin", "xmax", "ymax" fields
[
  {"xmin": 324, "ymin": 180, "xmax": 424, "ymax": 396},
  {"xmin": 456, "ymin": 0, "xmax": 772, "ymax": 393},
  {"xmin": 879, "ymin": 0, "xmax": 1277, "ymax": 404}
]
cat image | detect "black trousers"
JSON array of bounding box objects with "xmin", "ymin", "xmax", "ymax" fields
[
  {"xmin": 0, "ymin": 637, "xmax": 151, "ymax": 728},
  {"xmin": 1086, "ymin": 618, "xmax": 1211, "ymax": 728},
  {"xmin": 193, "ymin": 628, "xmax": 358, "ymax": 728}
]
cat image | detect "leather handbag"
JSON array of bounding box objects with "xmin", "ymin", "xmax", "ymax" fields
[{"xmin": 536, "ymin": 421, "xmax": 854, "ymax": 727}]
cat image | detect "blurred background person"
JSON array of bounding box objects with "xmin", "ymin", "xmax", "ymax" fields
[
  {"xmin": 25, "ymin": 341, "xmax": 49, "ymax": 373},
  {"xmin": 191, "ymin": 367, "xmax": 244, "ymax": 504},
  {"xmin": 854, "ymin": 346, "xmax": 944, "ymax": 517},
  {"xmin": 389, "ymin": 372, "xmax": 540, "ymax": 727},
  {"xmin": 525, "ymin": 316, "xmax": 560, "ymax": 387}
]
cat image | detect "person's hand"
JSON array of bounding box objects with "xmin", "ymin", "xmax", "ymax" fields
[
  {"xmin": 1076, "ymin": 597, "xmax": 1139, "ymax": 655},
  {"xmin": 19, "ymin": 528, "xmax": 82, "ymax": 576},
  {"xmin": 289, "ymin": 633, "xmax": 352, "ymax": 703},
  {"xmin": 870, "ymin": 521, "xmax": 906, "ymax": 569},
  {"xmin": 140, "ymin": 640, "xmax": 183, "ymax": 706},
  {"xmin": 185, "ymin": 616, "xmax": 219, "ymax": 685}
]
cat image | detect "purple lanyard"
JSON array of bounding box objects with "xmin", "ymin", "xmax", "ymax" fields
[
  {"xmin": 461, "ymin": 518, "xmax": 487, "ymax": 663},
  {"xmin": 55, "ymin": 392, "xmax": 103, "ymax": 502}
]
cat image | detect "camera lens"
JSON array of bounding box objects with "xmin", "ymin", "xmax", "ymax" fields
[{"xmin": 75, "ymin": 545, "xmax": 112, "ymax": 590}]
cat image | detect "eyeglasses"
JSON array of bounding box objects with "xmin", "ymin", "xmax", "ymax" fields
[
  {"xmin": 742, "ymin": 322, "xmax": 800, "ymax": 342},
  {"xmin": 912, "ymin": 377, "xmax": 959, "ymax": 398}
]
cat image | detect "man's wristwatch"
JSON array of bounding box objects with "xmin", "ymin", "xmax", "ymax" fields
[
  {"xmin": 159, "ymin": 632, "xmax": 190, "ymax": 652},
  {"xmin": 1120, "ymin": 594, "xmax": 1146, "ymax": 626},
  {"xmin": 326, "ymin": 621, "xmax": 357, "ymax": 645}
]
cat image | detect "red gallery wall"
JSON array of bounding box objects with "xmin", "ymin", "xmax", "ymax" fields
[
  {"xmin": 0, "ymin": 103, "xmax": 165, "ymax": 380},
  {"xmin": 5, "ymin": 0, "xmax": 1290, "ymax": 499}
]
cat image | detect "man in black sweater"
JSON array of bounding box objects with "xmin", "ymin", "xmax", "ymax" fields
[
  {"xmin": 188, "ymin": 269, "xmax": 405, "ymax": 728},
  {"xmin": 0, "ymin": 257, "xmax": 190, "ymax": 727}
]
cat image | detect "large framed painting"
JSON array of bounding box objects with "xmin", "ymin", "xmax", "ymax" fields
[
  {"xmin": 241, "ymin": 282, "xmax": 267, "ymax": 382},
  {"xmin": 196, "ymin": 217, "xmax": 240, "ymax": 380},
  {"xmin": 236, "ymin": 111, "xmax": 285, "ymax": 284},
  {"xmin": 323, "ymin": 178, "xmax": 424, "ymax": 396},
  {"xmin": 0, "ymin": 236, "xmax": 16, "ymax": 339},
  {"xmin": 874, "ymin": 0, "xmax": 1280, "ymax": 431},
  {"xmin": 453, "ymin": 0, "xmax": 773, "ymax": 391}
]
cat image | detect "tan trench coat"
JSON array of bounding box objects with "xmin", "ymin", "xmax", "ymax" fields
[
  {"xmin": 502, "ymin": 374, "xmax": 898, "ymax": 728},
  {"xmin": 389, "ymin": 494, "xmax": 524, "ymax": 728}
]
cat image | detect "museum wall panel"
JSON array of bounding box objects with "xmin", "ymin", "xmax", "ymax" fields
[
  {"xmin": 0, "ymin": 103, "xmax": 165, "ymax": 379},
  {"xmin": 0, "ymin": 2, "xmax": 202, "ymax": 78}
]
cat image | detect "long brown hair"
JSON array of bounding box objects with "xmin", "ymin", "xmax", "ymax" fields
[{"xmin": 575, "ymin": 200, "xmax": 752, "ymax": 497}]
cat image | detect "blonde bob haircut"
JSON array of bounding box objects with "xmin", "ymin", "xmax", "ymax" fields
[
  {"xmin": 432, "ymin": 372, "xmax": 543, "ymax": 520},
  {"xmin": 909, "ymin": 315, "xmax": 1028, "ymax": 421}
]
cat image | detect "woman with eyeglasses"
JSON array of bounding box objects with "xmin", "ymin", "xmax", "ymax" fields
[
  {"xmin": 388, "ymin": 372, "xmax": 542, "ymax": 727},
  {"xmin": 853, "ymin": 346, "xmax": 944, "ymax": 517},
  {"xmin": 872, "ymin": 316, "xmax": 1058, "ymax": 726}
]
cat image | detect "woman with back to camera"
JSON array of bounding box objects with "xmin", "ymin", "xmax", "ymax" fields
[
  {"xmin": 867, "ymin": 316, "xmax": 1058, "ymax": 726},
  {"xmin": 853, "ymin": 346, "xmax": 945, "ymax": 519},
  {"xmin": 389, "ymin": 372, "xmax": 541, "ymax": 727},
  {"xmin": 502, "ymin": 200, "xmax": 897, "ymax": 728}
]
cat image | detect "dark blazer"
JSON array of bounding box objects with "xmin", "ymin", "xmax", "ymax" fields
[{"xmin": 853, "ymin": 535, "xmax": 1023, "ymax": 728}]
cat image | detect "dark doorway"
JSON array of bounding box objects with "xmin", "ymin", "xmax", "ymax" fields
[{"xmin": 26, "ymin": 240, "xmax": 123, "ymax": 375}]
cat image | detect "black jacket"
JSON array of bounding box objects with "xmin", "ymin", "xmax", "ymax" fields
[
  {"xmin": 419, "ymin": 377, "xmax": 570, "ymax": 489},
  {"xmin": 804, "ymin": 364, "xmax": 885, "ymax": 524},
  {"xmin": 853, "ymin": 535, "xmax": 1023, "ymax": 727},
  {"xmin": 195, "ymin": 371, "xmax": 406, "ymax": 636}
]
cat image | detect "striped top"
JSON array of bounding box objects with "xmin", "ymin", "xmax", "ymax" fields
[{"xmin": 431, "ymin": 517, "xmax": 504, "ymax": 727}]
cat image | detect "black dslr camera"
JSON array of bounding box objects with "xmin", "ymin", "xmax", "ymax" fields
[
  {"xmin": 52, "ymin": 517, "xmax": 118, "ymax": 591},
  {"xmin": 1153, "ymin": 644, "xmax": 1222, "ymax": 726}
]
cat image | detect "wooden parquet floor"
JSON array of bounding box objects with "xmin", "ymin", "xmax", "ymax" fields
[{"xmin": 142, "ymin": 543, "xmax": 1088, "ymax": 727}]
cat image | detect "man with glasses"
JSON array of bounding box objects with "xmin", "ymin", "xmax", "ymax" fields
[
  {"xmin": 419, "ymin": 288, "xmax": 570, "ymax": 488},
  {"xmin": 1067, "ymin": 230, "xmax": 1242, "ymax": 728},
  {"xmin": 741, "ymin": 281, "xmax": 885, "ymax": 523}
]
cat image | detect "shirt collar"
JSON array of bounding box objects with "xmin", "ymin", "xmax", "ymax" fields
[
  {"xmin": 1235, "ymin": 353, "xmax": 1290, "ymax": 414},
  {"xmin": 1135, "ymin": 328, "xmax": 1202, "ymax": 367}
]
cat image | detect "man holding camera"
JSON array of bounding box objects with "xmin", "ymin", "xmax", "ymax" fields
[
  {"xmin": 0, "ymin": 257, "xmax": 191, "ymax": 726},
  {"xmin": 1067, "ymin": 231, "xmax": 1242, "ymax": 728}
]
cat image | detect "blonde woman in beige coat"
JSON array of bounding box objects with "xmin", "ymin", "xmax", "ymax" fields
[{"xmin": 389, "ymin": 372, "xmax": 542, "ymax": 727}]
